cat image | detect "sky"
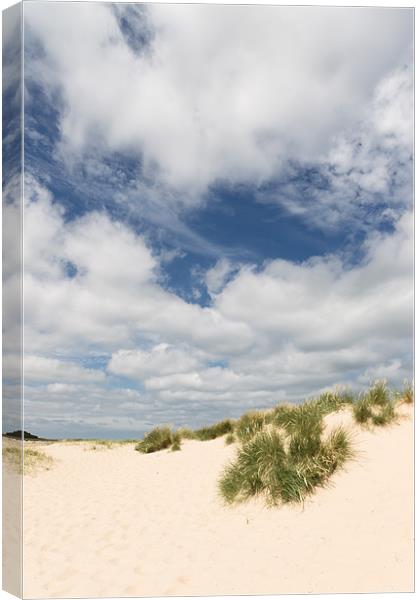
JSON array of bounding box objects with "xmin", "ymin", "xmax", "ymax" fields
[{"xmin": 3, "ymin": 2, "xmax": 414, "ymax": 439}]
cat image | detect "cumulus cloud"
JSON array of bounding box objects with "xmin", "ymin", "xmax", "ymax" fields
[
  {"xmin": 23, "ymin": 178, "xmax": 253, "ymax": 359},
  {"xmin": 108, "ymin": 344, "xmax": 203, "ymax": 380},
  {"xmin": 215, "ymin": 211, "xmax": 413, "ymax": 357},
  {"xmin": 205, "ymin": 259, "xmax": 237, "ymax": 296},
  {"xmin": 24, "ymin": 3, "xmax": 413, "ymax": 225},
  {"xmin": 16, "ymin": 3, "xmax": 413, "ymax": 436},
  {"xmin": 19, "ymin": 178, "xmax": 413, "ymax": 434},
  {"xmin": 23, "ymin": 355, "xmax": 105, "ymax": 384}
]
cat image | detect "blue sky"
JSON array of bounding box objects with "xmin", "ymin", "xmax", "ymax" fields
[{"xmin": 3, "ymin": 2, "xmax": 413, "ymax": 438}]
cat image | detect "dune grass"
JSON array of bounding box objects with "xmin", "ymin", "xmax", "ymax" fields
[
  {"xmin": 134, "ymin": 420, "xmax": 235, "ymax": 454},
  {"xmin": 235, "ymin": 411, "xmax": 267, "ymax": 442},
  {"xmin": 170, "ymin": 436, "xmax": 182, "ymax": 451},
  {"xmin": 135, "ymin": 426, "xmax": 177, "ymax": 453},
  {"xmin": 397, "ymin": 381, "xmax": 414, "ymax": 405},
  {"xmin": 314, "ymin": 389, "xmax": 354, "ymax": 415},
  {"xmin": 86, "ymin": 440, "xmax": 115, "ymax": 450},
  {"xmin": 353, "ymin": 381, "xmax": 396, "ymax": 427},
  {"xmin": 133, "ymin": 381, "xmax": 410, "ymax": 481},
  {"xmin": 177, "ymin": 427, "xmax": 196, "ymax": 440},
  {"xmin": 3, "ymin": 445, "xmax": 53, "ymax": 474},
  {"xmin": 219, "ymin": 394, "xmax": 355, "ymax": 506},
  {"xmin": 219, "ymin": 422, "xmax": 353, "ymax": 506},
  {"xmin": 194, "ymin": 419, "xmax": 234, "ymax": 441},
  {"xmin": 217, "ymin": 385, "xmax": 367, "ymax": 506},
  {"xmin": 170, "ymin": 431, "xmax": 182, "ymax": 451}
]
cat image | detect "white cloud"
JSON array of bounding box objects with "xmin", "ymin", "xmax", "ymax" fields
[
  {"xmin": 205, "ymin": 258, "xmax": 237, "ymax": 296},
  {"xmin": 47, "ymin": 383, "xmax": 77, "ymax": 394},
  {"xmin": 18, "ymin": 3, "xmax": 414, "ymax": 435},
  {"xmin": 215, "ymin": 211, "xmax": 413, "ymax": 356},
  {"xmin": 256, "ymin": 66, "xmax": 413, "ymax": 231},
  {"xmin": 24, "ymin": 355, "xmax": 105, "ymax": 384},
  {"xmin": 23, "ymin": 180, "xmax": 253, "ymax": 360},
  {"xmin": 20, "ymin": 178, "xmax": 412, "ymax": 421},
  {"xmin": 25, "ymin": 3, "xmax": 413, "ymax": 208},
  {"xmin": 108, "ymin": 344, "xmax": 202, "ymax": 380}
]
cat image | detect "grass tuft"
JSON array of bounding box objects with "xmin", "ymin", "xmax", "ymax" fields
[
  {"xmin": 353, "ymin": 396, "xmax": 372, "ymax": 424},
  {"xmin": 135, "ymin": 426, "xmax": 176, "ymax": 453},
  {"xmin": 235, "ymin": 411, "xmax": 267, "ymax": 442},
  {"xmin": 219, "ymin": 429, "xmax": 287, "ymax": 504},
  {"xmin": 225, "ymin": 433, "xmax": 236, "ymax": 445},
  {"xmin": 219, "ymin": 424, "xmax": 353, "ymax": 506},
  {"xmin": 3, "ymin": 445, "xmax": 53, "ymax": 474},
  {"xmin": 314, "ymin": 389, "xmax": 354, "ymax": 415},
  {"xmin": 171, "ymin": 439, "xmax": 181, "ymax": 452},
  {"xmin": 397, "ymin": 381, "xmax": 414, "ymax": 405},
  {"xmin": 194, "ymin": 419, "xmax": 234, "ymax": 441},
  {"xmin": 177, "ymin": 427, "xmax": 196, "ymax": 440},
  {"xmin": 353, "ymin": 381, "xmax": 397, "ymax": 428}
]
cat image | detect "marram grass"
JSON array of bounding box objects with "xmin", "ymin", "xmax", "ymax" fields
[
  {"xmin": 353, "ymin": 380, "xmax": 397, "ymax": 427},
  {"xmin": 235, "ymin": 411, "xmax": 267, "ymax": 442},
  {"xmin": 193, "ymin": 419, "xmax": 234, "ymax": 441},
  {"xmin": 135, "ymin": 426, "xmax": 177, "ymax": 453},
  {"xmin": 397, "ymin": 381, "xmax": 414, "ymax": 405},
  {"xmin": 218, "ymin": 382, "xmax": 406, "ymax": 507},
  {"xmin": 134, "ymin": 381, "xmax": 410, "ymax": 508},
  {"xmin": 219, "ymin": 425, "xmax": 353, "ymax": 506},
  {"xmin": 3, "ymin": 445, "xmax": 53, "ymax": 474}
]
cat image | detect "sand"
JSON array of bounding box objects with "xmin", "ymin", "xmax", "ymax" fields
[{"xmin": 19, "ymin": 405, "xmax": 413, "ymax": 598}]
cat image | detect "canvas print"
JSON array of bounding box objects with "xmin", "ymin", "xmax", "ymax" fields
[{"xmin": 2, "ymin": 1, "xmax": 414, "ymax": 598}]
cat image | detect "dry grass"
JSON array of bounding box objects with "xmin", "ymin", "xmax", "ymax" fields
[{"xmin": 3, "ymin": 444, "xmax": 53, "ymax": 474}]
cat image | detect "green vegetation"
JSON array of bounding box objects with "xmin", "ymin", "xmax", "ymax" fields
[
  {"xmin": 194, "ymin": 419, "xmax": 234, "ymax": 441},
  {"xmin": 87, "ymin": 440, "xmax": 115, "ymax": 450},
  {"xmin": 171, "ymin": 437, "xmax": 181, "ymax": 452},
  {"xmin": 353, "ymin": 381, "xmax": 396, "ymax": 427},
  {"xmin": 133, "ymin": 381, "xmax": 411, "ymax": 512},
  {"xmin": 177, "ymin": 427, "xmax": 196, "ymax": 440},
  {"xmin": 219, "ymin": 430, "xmax": 287, "ymax": 504},
  {"xmin": 397, "ymin": 381, "xmax": 414, "ymax": 405},
  {"xmin": 135, "ymin": 426, "xmax": 177, "ymax": 453},
  {"xmin": 225, "ymin": 433, "xmax": 236, "ymax": 445},
  {"xmin": 236, "ymin": 411, "xmax": 267, "ymax": 442},
  {"xmin": 3, "ymin": 445, "xmax": 53, "ymax": 473},
  {"xmin": 134, "ymin": 419, "xmax": 234, "ymax": 454},
  {"xmin": 219, "ymin": 422, "xmax": 353, "ymax": 506},
  {"xmin": 314, "ymin": 389, "xmax": 354, "ymax": 415}
]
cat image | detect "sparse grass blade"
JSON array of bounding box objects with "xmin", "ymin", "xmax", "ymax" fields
[
  {"xmin": 194, "ymin": 419, "xmax": 234, "ymax": 441},
  {"xmin": 314, "ymin": 389, "xmax": 354, "ymax": 415},
  {"xmin": 135, "ymin": 426, "xmax": 174, "ymax": 453},
  {"xmin": 235, "ymin": 411, "xmax": 267, "ymax": 442},
  {"xmin": 353, "ymin": 381, "xmax": 397, "ymax": 428},
  {"xmin": 371, "ymin": 401, "xmax": 396, "ymax": 426},
  {"xmin": 353, "ymin": 395, "xmax": 372, "ymax": 424},
  {"xmin": 365, "ymin": 380, "xmax": 389, "ymax": 407},
  {"xmin": 219, "ymin": 430, "xmax": 287, "ymax": 504},
  {"xmin": 397, "ymin": 381, "xmax": 414, "ymax": 405},
  {"xmin": 225, "ymin": 433, "xmax": 236, "ymax": 445},
  {"xmin": 177, "ymin": 427, "xmax": 196, "ymax": 440},
  {"xmin": 171, "ymin": 439, "xmax": 181, "ymax": 451},
  {"xmin": 3, "ymin": 445, "xmax": 53, "ymax": 474}
]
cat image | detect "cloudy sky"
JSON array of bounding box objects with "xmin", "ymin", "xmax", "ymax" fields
[{"xmin": 4, "ymin": 2, "xmax": 413, "ymax": 438}]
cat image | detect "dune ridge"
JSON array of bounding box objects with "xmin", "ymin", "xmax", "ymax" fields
[{"xmin": 18, "ymin": 402, "xmax": 414, "ymax": 597}]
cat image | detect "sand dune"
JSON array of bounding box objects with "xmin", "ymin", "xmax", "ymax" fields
[{"xmin": 21, "ymin": 405, "xmax": 413, "ymax": 597}]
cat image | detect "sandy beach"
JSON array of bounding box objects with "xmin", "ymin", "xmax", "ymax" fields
[{"xmin": 19, "ymin": 405, "xmax": 413, "ymax": 598}]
